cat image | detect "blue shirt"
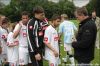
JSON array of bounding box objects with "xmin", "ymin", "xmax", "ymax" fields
[{"xmin": 59, "ymin": 20, "xmax": 77, "ymax": 44}]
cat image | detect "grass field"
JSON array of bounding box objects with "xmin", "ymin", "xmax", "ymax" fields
[{"xmin": 43, "ymin": 20, "xmax": 100, "ymax": 66}]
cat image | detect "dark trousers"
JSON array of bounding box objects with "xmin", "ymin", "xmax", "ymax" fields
[{"xmin": 29, "ymin": 51, "xmax": 43, "ymax": 66}]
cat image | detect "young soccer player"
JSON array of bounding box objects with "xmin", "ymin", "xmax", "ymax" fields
[
  {"xmin": 59, "ymin": 14, "xmax": 77, "ymax": 66},
  {"xmin": 7, "ymin": 23, "xmax": 19, "ymax": 66},
  {"xmin": 44, "ymin": 14, "xmax": 61, "ymax": 66},
  {"xmin": 0, "ymin": 17, "xmax": 9, "ymax": 65},
  {"xmin": 13, "ymin": 11, "xmax": 31, "ymax": 66}
]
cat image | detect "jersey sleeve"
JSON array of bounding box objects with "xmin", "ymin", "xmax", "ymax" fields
[
  {"xmin": 58, "ymin": 23, "xmax": 63, "ymax": 34},
  {"xmin": 44, "ymin": 28, "xmax": 51, "ymax": 44},
  {"xmin": 7, "ymin": 32, "xmax": 14, "ymax": 46},
  {"xmin": 73, "ymin": 23, "xmax": 78, "ymax": 32},
  {"xmin": 13, "ymin": 24, "xmax": 20, "ymax": 32}
]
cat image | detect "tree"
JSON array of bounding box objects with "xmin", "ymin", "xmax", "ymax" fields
[
  {"xmin": 96, "ymin": 0, "xmax": 100, "ymax": 17},
  {"xmin": 86, "ymin": 0, "xmax": 96, "ymax": 15}
]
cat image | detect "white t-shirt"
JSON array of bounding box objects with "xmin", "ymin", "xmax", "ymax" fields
[
  {"xmin": 44, "ymin": 25, "xmax": 59, "ymax": 61},
  {"xmin": 7, "ymin": 32, "xmax": 19, "ymax": 63},
  {"xmin": 59, "ymin": 20, "xmax": 77, "ymax": 44},
  {"xmin": 13, "ymin": 23, "xmax": 28, "ymax": 47}
]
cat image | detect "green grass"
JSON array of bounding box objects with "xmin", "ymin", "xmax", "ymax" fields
[{"xmin": 43, "ymin": 20, "xmax": 100, "ymax": 66}]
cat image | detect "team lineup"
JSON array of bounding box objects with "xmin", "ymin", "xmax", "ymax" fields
[{"xmin": 0, "ymin": 6, "xmax": 99, "ymax": 66}]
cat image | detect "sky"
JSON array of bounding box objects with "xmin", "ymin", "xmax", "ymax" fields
[
  {"xmin": 0, "ymin": 0, "xmax": 90, "ymax": 7},
  {"xmin": 0, "ymin": 0, "xmax": 11, "ymax": 5}
]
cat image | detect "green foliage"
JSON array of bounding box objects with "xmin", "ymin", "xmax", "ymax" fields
[
  {"xmin": 86, "ymin": 0, "xmax": 96, "ymax": 15},
  {"xmin": 96, "ymin": 0, "xmax": 100, "ymax": 17},
  {"xmin": 0, "ymin": 0, "xmax": 75, "ymax": 22}
]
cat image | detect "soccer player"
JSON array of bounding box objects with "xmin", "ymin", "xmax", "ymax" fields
[
  {"xmin": 13, "ymin": 11, "xmax": 31, "ymax": 66},
  {"xmin": 44, "ymin": 14, "xmax": 61, "ymax": 66},
  {"xmin": 0, "ymin": 17, "xmax": 9, "ymax": 65},
  {"xmin": 7, "ymin": 23, "xmax": 19, "ymax": 66},
  {"xmin": 59, "ymin": 14, "xmax": 77, "ymax": 65}
]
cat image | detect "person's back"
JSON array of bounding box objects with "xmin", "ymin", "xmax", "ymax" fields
[
  {"xmin": 59, "ymin": 20, "xmax": 77, "ymax": 44},
  {"xmin": 59, "ymin": 14, "xmax": 77, "ymax": 65}
]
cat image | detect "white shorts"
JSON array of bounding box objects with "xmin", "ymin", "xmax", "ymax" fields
[
  {"xmin": 45, "ymin": 51, "xmax": 59, "ymax": 66},
  {"xmin": 7, "ymin": 46, "xmax": 18, "ymax": 63},
  {"xmin": 48, "ymin": 56, "xmax": 59, "ymax": 66},
  {"xmin": 64, "ymin": 43, "xmax": 72, "ymax": 51},
  {"xmin": 19, "ymin": 47, "xmax": 31, "ymax": 65}
]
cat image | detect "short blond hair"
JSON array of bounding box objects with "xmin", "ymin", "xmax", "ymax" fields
[{"xmin": 61, "ymin": 14, "xmax": 68, "ymax": 20}]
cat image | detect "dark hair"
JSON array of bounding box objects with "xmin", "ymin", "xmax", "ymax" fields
[
  {"xmin": 51, "ymin": 14, "xmax": 61, "ymax": 21},
  {"xmin": 21, "ymin": 11, "xmax": 30, "ymax": 16},
  {"xmin": 75, "ymin": 7, "xmax": 88, "ymax": 16},
  {"xmin": 33, "ymin": 6, "xmax": 44, "ymax": 14},
  {"xmin": 2, "ymin": 17, "xmax": 9, "ymax": 25}
]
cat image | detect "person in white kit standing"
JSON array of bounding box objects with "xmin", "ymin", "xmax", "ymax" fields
[
  {"xmin": 0, "ymin": 17, "xmax": 9, "ymax": 65},
  {"xmin": 7, "ymin": 23, "xmax": 19, "ymax": 66},
  {"xmin": 44, "ymin": 14, "xmax": 61, "ymax": 66},
  {"xmin": 13, "ymin": 11, "xmax": 31, "ymax": 66},
  {"xmin": 59, "ymin": 14, "xmax": 78, "ymax": 66}
]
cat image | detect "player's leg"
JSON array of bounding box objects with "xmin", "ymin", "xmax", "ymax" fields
[
  {"xmin": 19, "ymin": 47, "xmax": 28, "ymax": 66},
  {"xmin": 66, "ymin": 44, "xmax": 75, "ymax": 66}
]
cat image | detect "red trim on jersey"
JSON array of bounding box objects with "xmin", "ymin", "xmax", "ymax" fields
[
  {"xmin": 23, "ymin": 33, "xmax": 27, "ymax": 37},
  {"xmin": 1, "ymin": 35, "xmax": 6, "ymax": 39},
  {"xmin": 50, "ymin": 63, "xmax": 54, "ymax": 66},
  {"xmin": 54, "ymin": 36, "xmax": 59, "ymax": 41},
  {"xmin": 11, "ymin": 63, "xmax": 14, "ymax": 66},
  {"xmin": 44, "ymin": 37, "xmax": 48, "ymax": 44},
  {"xmin": 14, "ymin": 41, "xmax": 19, "ymax": 45}
]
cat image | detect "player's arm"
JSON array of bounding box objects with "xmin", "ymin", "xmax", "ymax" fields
[
  {"xmin": 13, "ymin": 22, "xmax": 22, "ymax": 39},
  {"xmin": 58, "ymin": 23, "xmax": 63, "ymax": 44},
  {"xmin": 44, "ymin": 29, "xmax": 58, "ymax": 57}
]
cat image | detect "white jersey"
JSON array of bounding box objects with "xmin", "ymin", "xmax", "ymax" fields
[
  {"xmin": 59, "ymin": 20, "xmax": 77, "ymax": 44},
  {"xmin": 44, "ymin": 25, "xmax": 59, "ymax": 61},
  {"xmin": 13, "ymin": 23, "xmax": 28, "ymax": 47},
  {"xmin": 0, "ymin": 27, "xmax": 8, "ymax": 54},
  {"xmin": 7, "ymin": 32, "xmax": 19, "ymax": 63}
]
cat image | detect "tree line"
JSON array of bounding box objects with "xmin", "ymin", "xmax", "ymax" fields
[{"xmin": 0, "ymin": 0, "xmax": 99, "ymax": 22}]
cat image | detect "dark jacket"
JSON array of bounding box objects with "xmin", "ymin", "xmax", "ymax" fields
[
  {"xmin": 27, "ymin": 17, "xmax": 48, "ymax": 55},
  {"xmin": 72, "ymin": 17, "xmax": 97, "ymax": 62}
]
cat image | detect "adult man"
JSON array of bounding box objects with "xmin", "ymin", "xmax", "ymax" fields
[
  {"xmin": 27, "ymin": 6, "xmax": 48, "ymax": 66},
  {"xmin": 44, "ymin": 14, "xmax": 61, "ymax": 66},
  {"xmin": 59, "ymin": 14, "xmax": 77, "ymax": 66},
  {"xmin": 72, "ymin": 7, "xmax": 97, "ymax": 66},
  {"xmin": 13, "ymin": 11, "xmax": 30, "ymax": 66},
  {"xmin": 92, "ymin": 11, "xmax": 100, "ymax": 49}
]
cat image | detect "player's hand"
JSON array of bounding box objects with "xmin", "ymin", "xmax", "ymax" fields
[
  {"xmin": 35, "ymin": 53, "xmax": 41, "ymax": 61},
  {"xmin": 19, "ymin": 21, "xmax": 22, "ymax": 27},
  {"xmin": 72, "ymin": 36, "xmax": 77, "ymax": 42},
  {"xmin": 53, "ymin": 50, "xmax": 59, "ymax": 57}
]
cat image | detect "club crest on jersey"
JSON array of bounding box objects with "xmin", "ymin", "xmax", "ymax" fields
[
  {"xmin": 29, "ymin": 26, "xmax": 33, "ymax": 30},
  {"xmin": 23, "ymin": 33, "xmax": 27, "ymax": 37},
  {"xmin": 44, "ymin": 37, "xmax": 48, "ymax": 42},
  {"xmin": 1, "ymin": 35, "xmax": 6, "ymax": 39}
]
